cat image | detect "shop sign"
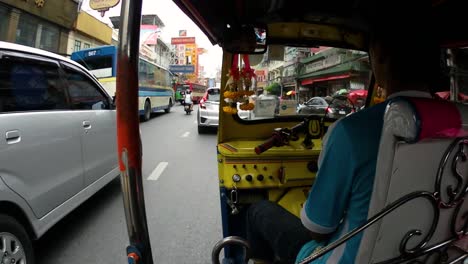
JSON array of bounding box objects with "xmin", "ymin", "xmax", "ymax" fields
[
  {"xmin": 171, "ymin": 37, "xmax": 196, "ymax": 45},
  {"xmin": 89, "ymin": 0, "xmax": 120, "ymax": 17}
]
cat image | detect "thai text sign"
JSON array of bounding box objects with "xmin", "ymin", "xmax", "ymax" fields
[{"xmin": 171, "ymin": 37, "xmax": 196, "ymax": 45}]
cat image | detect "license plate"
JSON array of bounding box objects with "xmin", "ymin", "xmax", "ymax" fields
[{"xmin": 339, "ymin": 110, "xmax": 346, "ymax": 114}]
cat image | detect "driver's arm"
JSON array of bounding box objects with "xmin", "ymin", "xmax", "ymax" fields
[{"xmin": 300, "ymin": 121, "xmax": 355, "ymax": 241}]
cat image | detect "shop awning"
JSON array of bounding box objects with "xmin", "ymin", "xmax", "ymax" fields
[
  {"xmin": 298, "ymin": 60, "xmax": 370, "ymax": 86},
  {"xmin": 301, "ymin": 74, "xmax": 351, "ymax": 86}
]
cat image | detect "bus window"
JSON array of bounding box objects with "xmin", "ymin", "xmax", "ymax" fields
[
  {"xmin": 70, "ymin": 47, "xmax": 116, "ymax": 79},
  {"xmin": 74, "ymin": 55, "xmax": 113, "ymax": 78}
]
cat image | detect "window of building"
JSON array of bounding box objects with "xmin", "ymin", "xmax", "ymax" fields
[
  {"xmin": 83, "ymin": 43, "xmax": 91, "ymax": 49},
  {"xmin": 0, "ymin": 4, "xmax": 9, "ymax": 41},
  {"xmin": 39, "ymin": 25, "xmax": 59, "ymax": 52},
  {"xmin": 74, "ymin": 40, "xmax": 81, "ymax": 52},
  {"xmin": 16, "ymin": 14, "xmax": 38, "ymax": 48},
  {"xmin": 15, "ymin": 12, "xmax": 60, "ymax": 53}
]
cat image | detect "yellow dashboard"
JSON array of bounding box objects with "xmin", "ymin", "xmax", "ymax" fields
[{"xmin": 217, "ymin": 139, "xmax": 321, "ymax": 189}]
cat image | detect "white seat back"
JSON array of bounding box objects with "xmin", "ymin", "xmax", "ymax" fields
[{"xmin": 356, "ymin": 98, "xmax": 468, "ymax": 263}]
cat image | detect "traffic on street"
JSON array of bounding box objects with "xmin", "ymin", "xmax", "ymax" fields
[
  {"xmin": 35, "ymin": 105, "xmax": 221, "ymax": 264},
  {"xmin": 1, "ymin": 1, "xmax": 468, "ymax": 264}
]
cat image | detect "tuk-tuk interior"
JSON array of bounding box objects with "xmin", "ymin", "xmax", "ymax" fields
[
  {"xmin": 165, "ymin": 0, "xmax": 468, "ymax": 263},
  {"xmin": 117, "ymin": 0, "xmax": 468, "ymax": 263}
]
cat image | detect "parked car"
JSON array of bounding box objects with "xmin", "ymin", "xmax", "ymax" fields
[
  {"xmin": 0, "ymin": 41, "xmax": 119, "ymax": 263},
  {"xmin": 197, "ymin": 87, "xmax": 250, "ymax": 133},
  {"xmin": 297, "ymin": 96, "xmax": 353, "ymax": 119}
]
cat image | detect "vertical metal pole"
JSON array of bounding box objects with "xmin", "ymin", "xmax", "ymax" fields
[
  {"xmin": 448, "ymin": 49, "xmax": 459, "ymax": 102},
  {"xmin": 117, "ymin": 0, "xmax": 154, "ymax": 263}
]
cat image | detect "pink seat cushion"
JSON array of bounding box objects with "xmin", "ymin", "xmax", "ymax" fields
[{"xmin": 407, "ymin": 97, "xmax": 466, "ymax": 140}]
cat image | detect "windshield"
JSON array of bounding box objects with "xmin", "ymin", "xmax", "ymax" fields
[
  {"xmin": 236, "ymin": 46, "xmax": 371, "ymax": 120},
  {"xmin": 75, "ymin": 56, "xmax": 113, "ymax": 78},
  {"xmin": 207, "ymin": 89, "xmax": 220, "ymax": 101},
  {"xmin": 176, "ymin": 85, "xmax": 185, "ymax": 92}
]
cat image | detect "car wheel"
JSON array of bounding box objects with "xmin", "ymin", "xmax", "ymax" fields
[
  {"xmin": 198, "ymin": 125, "xmax": 207, "ymax": 134},
  {"xmin": 0, "ymin": 214, "xmax": 35, "ymax": 264},
  {"xmin": 164, "ymin": 99, "xmax": 172, "ymax": 113},
  {"xmin": 143, "ymin": 100, "xmax": 151, "ymax": 121}
]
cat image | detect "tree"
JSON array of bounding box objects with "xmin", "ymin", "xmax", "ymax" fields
[{"xmin": 265, "ymin": 82, "xmax": 281, "ymax": 96}]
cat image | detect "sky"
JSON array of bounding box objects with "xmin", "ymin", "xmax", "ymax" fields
[{"xmin": 80, "ymin": 0, "xmax": 222, "ymax": 78}]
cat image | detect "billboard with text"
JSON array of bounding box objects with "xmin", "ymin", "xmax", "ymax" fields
[{"xmin": 171, "ymin": 37, "xmax": 196, "ymax": 45}]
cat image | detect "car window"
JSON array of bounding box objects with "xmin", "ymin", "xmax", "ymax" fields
[
  {"xmin": 309, "ymin": 99, "xmax": 321, "ymax": 105},
  {"xmin": 62, "ymin": 66, "xmax": 109, "ymax": 110},
  {"xmin": 207, "ymin": 89, "xmax": 220, "ymax": 101},
  {"xmin": 0, "ymin": 56, "xmax": 69, "ymax": 113}
]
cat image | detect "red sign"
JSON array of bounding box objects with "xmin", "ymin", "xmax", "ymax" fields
[
  {"xmin": 255, "ymin": 70, "xmax": 267, "ymax": 82},
  {"xmin": 171, "ymin": 37, "xmax": 195, "ymax": 45}
]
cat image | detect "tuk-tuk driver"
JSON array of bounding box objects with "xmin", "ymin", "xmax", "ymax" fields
[{"xmin": 245, "ymin": 8, "xmax": 437, "ymax": 264}]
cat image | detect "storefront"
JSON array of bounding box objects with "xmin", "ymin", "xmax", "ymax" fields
[
  {"xmin": 297, "ymin": 48, "xmax": 370, "ymax": 102},
  {"xmin": 0, "ymin": 0, "xmax": 78, "ymax": 55}
]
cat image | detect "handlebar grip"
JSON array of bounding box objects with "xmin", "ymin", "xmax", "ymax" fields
[{"xmin": 255, "ymin": 137, "xmax": 277, "ymax": 155}]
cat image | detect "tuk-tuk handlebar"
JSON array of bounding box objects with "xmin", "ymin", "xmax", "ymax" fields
[
  {"xmin": 255, "ymin": 128, "xmax": 290, "ymax": 154},
  {"xmin": 255, "ymin": 120, "xmax": 310, "ymax": 154}
]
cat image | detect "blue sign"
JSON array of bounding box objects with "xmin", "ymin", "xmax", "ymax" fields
[{"xmin": 169, "ymin": 64, "xmax": 195, "ymax": 73}]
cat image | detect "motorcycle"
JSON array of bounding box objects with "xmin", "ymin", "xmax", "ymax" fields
[{"xmin": 184, "ymin": 103, "xmax": 193, "ymax": 114}]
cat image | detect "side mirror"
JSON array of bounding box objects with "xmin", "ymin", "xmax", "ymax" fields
[
  {"xmin": 223, "ymin": 24, "xmax": 267, "ymax": 54},
  {"xmin": 110, "ymin": 96, "xmax": 116, "ymax": 109}
]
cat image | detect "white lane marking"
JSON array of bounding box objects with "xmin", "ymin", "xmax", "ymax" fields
[
  {"xmin": 181, "ymin": 131, "xmax": 190, "ymax": 138},
  {"xmin": 147, "ymin": 162, "xmax": 168, "ymax": 181}
]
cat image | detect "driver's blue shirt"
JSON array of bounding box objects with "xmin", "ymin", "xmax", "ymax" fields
[
  {"xmin": 296, "ymin": 91, "xmax": 431, "ymax": 263},
  {"xmin": 296, "ymin": 102, "xmax": 388, "ymax": 264}
]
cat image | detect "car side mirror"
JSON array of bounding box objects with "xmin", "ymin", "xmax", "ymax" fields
[{"xmin": 109, "ymin": 96, "xmax": 116, "ymax": 109}]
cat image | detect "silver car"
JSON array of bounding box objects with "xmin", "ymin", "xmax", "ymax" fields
[
  {"xmin": 197, "ymin": 87, "xmax": 220, "ymax": 134},
  {"xmin": 0, "ymin": 41, "xmax": 119, "ymax": 263},
  {"xmin": 197, "ymin": 87, "xmax": 250, "ymax": 133}
]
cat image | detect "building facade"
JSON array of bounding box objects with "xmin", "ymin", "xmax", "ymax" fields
[
  {"xmin": 0, "ymin": 0, "xmax": 80, "ymax": 55},
  {"xmin": 0, "ymin": 1, "xmax": 113, "ymax": 57},
  {"xmin": 66, "ymin": 11, "xmax": 112, "ymax": 56},
  {"xmin": 297, "ymin": 48, "xmax": 370, "ymax": 102}
]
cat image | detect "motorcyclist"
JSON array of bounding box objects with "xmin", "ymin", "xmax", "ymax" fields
[{"xmin": 184, "ymin": 89, "xmax": 193, "ymax": 111}]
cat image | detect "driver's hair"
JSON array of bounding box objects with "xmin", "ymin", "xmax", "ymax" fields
[{"xmin": 368, "ymin": 2, "xmax": 439, "ymax": 93}]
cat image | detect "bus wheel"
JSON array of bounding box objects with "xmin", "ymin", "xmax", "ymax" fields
[
  {"xmin": 143, "ymin": 100, "xmax": 151, "ymax": 122},
  {"xmin": 165, "ymin": 99, "xmax": 172, "ymax": 113}
]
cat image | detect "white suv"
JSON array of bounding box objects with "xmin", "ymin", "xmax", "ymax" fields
[{"xmin": 0, "ymin": 41, "xmax": 119, "ymax": 264}]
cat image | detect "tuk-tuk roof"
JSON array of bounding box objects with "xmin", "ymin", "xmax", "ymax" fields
[{"xmin": 172, "ymin": 0, "xmax": 467, "ymax": 50}]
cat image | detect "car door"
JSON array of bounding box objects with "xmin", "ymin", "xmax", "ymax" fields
[
  {"xmin": 60, "ymin": 62, "xmax": 118, "ymax": 186},
  {"xmin": 0, "ymin": 51, "xmax": 85, "ymax": 218},
  {"xmin": 302, "ymin": 98, "xmax": 322, "ymax": 115}
]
